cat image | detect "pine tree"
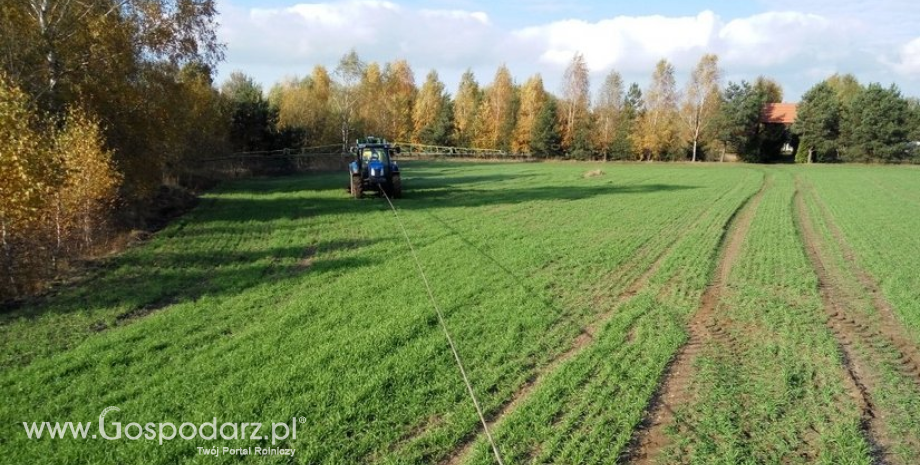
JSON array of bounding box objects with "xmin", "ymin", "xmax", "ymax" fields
[
  {"xmin": 717, "ymin": 81, "xmax": 759, "ymax": 161},
  {"xmin": 840, "ymin": 83, "xmax": 910, "ymax": 162},
  {"xmin": 530, "ymin": 96, "xmax": 561, "ymax": 158}
]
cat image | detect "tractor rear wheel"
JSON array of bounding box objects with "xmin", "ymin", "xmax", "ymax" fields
[
  {"xmin": 391, "ymin": 175, "xmax": 402, "ymax": 198},
  {"xmin": 350, "ymin": 175, "xmax": 363, "ymax": 199}
]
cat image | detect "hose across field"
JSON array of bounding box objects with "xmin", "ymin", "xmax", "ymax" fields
[{"xmin": 379, "ymin": 189, "xmax": 505, "ymax": 465}]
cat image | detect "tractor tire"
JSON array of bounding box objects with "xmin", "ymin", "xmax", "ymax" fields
[
  {"xmin": 350, "ymin": 175, "xmax": 363, "ymax": 199},
  {"xmin": 391, "ymin": 175, "xmax": 402, "ymax": 198}
]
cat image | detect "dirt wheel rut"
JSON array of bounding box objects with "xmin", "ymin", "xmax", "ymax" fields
[
  {"xmin": 442, "ymin": 232, "xmax": 677, "ymax": 465},
  {"xmin": 627, "ymin": 174, "xmax": 769, "ymax": 465},
  {"xmin": 798, "ymin": 179, "xmax": 920, "ymax": 389},
  {"xmin": 440, "ymin": 180, "xmax": 750, "ymax": 465},
  {"xmin": 793, "ymin": 183, "xmax": 895, "ymax": 463}
]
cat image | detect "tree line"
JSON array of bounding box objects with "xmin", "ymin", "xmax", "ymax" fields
[
  {"xmin": 231, "ymin": 50, "xmax": 920, "ymax": 164},
  {"xmin": 2, "ymin": 0, "xmax": 919, "ymax": 300}
]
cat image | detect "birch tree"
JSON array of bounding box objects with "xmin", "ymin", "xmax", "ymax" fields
[
  {"xmin": 512, "ymin": 74, "xmax": 547, "ymax": 154},
  {"xmin": 594, "ymin": 71, "xmax": 624, "ymax": 160},
  {"xmin": 453, "ymin": 70, "xmax": 481, "ymax": 148},
  {"xmin": 334, "ymin": 50, "xmax": 366, "ymax": 151},
  {"xmin": 681, "ymin": 54, "xmax": 722, "ymax": 161},
  {"xmin": 560, "ymin": 53, "xmax": 591, "ymax": 154},
  {"xmin": 633, "ymin": 59, "xmax": 680, "ymax": 160},
  {"xmin": 480, "ymin": 65, "xmax": 516, "ymax": 151}
]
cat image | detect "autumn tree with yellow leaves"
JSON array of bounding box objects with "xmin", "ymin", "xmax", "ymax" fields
[
  {"xmin": 634, "ymin": 59, "xmax": 681, "ymax": 161},
  {"xmin": 513, "ymin": 75, "xmax": 548, "ymax": 154},
  {"xmin": 479, "ymin": 65, "xmax": 517, "ymax": 151},
  {"xmin": 452, "ymin": 70, "xmax": 482, "ymax": 148}
]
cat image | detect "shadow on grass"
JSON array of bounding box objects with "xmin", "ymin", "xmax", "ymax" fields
[
  {"xmin": 0, "ymin": 238, "xmax": 379, "ymax": 329},
  {"xmin": 199, "ymin": 182, "xmax": 698, "ymax": 224}
]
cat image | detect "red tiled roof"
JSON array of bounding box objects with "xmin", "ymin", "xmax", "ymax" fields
[{"xmin": 761, "ymin": 103, "xmax": 798, "ymax": 124}]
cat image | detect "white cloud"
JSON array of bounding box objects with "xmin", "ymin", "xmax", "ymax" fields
[
  {"xmin": 893, "ymin": 38, "xmax": 920, "ymax": 76},
  {"xmin": 515, "ymin": 11, "xmax": 718, "ymax": 72},
  {"xmin": 718, "ymin": 12, "xmax": 848, "ymax": 67},
  {"xmin": 219, "ymin": 0, "xmax": 499, "ymax": 82},
  {"xmin": 216, "ymin": 0, "xmax": 920, "ymax": 99}
]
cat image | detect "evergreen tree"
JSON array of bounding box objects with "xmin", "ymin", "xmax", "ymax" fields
[
  {"xmin": 793, "ymin": 81, "xmax": 841, "ymax": 163},
  {"xmin": 840, "ymin": 83, "xmax": 910, "ymax": 162},
  {"xmin": 610, "ymin": 83, "xmax": 642, "ymax": 160},
  {"xmin": 221, "ymin": 71, "xmax": 275, "ymax": 151},
  {"xmin": 716, "ymin": 81, "xmax": 768, "ymax": 162},
  {"xmin": 530, "ymin": 96, "xmax": 561, "ymax": 157}
]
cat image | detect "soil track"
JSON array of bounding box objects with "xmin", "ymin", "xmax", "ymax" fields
[
  {"xmin": 627, "ymin": 174, "xmax": 769, "ymax": 465},
  {"xmin": 441, "ymin": 177, "xmax": 753, "ymax": 465},
  {"xmin": 442, "ymin": 238, "xmax": 675, "ymax": 465},
  {"xmin": 794, "ymin": 177, "xmax": 920, "ymax": 463},
  {"xmin": 798, "ymin": 179, "xmax": 920, "ymax": 382}
]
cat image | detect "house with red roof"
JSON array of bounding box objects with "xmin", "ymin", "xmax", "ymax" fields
[{"xmin": 761, "ymin": 103, "xmax": 799, "ymax": 159}]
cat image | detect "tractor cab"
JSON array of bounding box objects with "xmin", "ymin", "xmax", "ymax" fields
[{"xmin": 348, "ymin": 137, "xmax": 402, "ymax": 199}]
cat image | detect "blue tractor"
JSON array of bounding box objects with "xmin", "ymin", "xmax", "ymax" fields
[{"xmin": 348, "ymin": 137, "xmax": 402, "ymax": 199}]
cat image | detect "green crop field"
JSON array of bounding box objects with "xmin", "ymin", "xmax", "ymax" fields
[{"xmin": 2, "ymin": 161, "xmax": 919, "ymax": 464}]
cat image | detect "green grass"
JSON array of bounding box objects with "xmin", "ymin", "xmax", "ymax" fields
[
  {"xmin": 667, "ymin": 170, "xmax": 871, "ymax": 464},
  {"xmin": 1, "ymin": 161, "xmax": 918, "ymax": 464},
  {"xmin": 799, "ymin": 166, "xmax": 920, "ymax": 348}
]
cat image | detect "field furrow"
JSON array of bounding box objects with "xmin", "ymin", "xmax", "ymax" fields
[
  {"xmin": 794, "ymin": 175, "xmax": 920, "ymax": 463},
  {"xmin": 445, "ymin": 177, "xmax": 740, "ymax": 465},
  {"xmin": 657, "ymin": 170, "xmax": 872, "ymax": 464},
  {"xmin": 460, "ymin": 169, "xmax": 762, "ymax": 465},
  {"xmin": 628, "ymin": 172, "xmax": 769, "ymax": 465}
]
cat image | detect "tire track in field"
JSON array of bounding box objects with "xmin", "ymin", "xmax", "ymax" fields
[
  {"xmin": 792, "ymin": 183, "xmax": 888, "ymax": 462},
  {"xmin": 627, "ymin": 173, "xmax": 769, "ymax": 465},
  {"xmin": 799, "ymin": 179, "xmax": 920, "ymax": 383},
  {"xmin": 441, "ymin": 181, "xmax": 748, "ymax": 465},
  {"xmin": 442, "ymin": 236, "xmax": 675, "ymax": 465}
]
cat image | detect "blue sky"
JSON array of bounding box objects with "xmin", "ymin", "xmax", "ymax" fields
[{"xmin": 216, "ymin": 0, "xmax": 920, "ymax": 100}]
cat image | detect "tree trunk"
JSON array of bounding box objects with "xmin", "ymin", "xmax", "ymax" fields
[
  {"xmin": 1, "ymin": 216, "xmax": 13, "ymax": 289},
  {"xmin": 692, "ymin": 139, "xmax": 698, "ymax": 162},
  {"xmin": 54, "ymin": 196, "xmax": 62, "ymax": 272},
  {"xmin": 34, "ymin": 0, "xmax": 60, "ymax": 110},
  {"xmin": 83, "ymin": 201, "xmax": 93, "ymax": 249}
]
